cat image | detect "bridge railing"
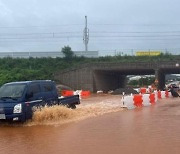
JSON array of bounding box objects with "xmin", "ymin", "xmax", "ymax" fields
[{"xmin": 58, "ymin": 60, "xmax": 180, "ymax": 73}]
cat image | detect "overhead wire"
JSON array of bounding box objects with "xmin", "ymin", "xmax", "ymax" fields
[
  {"xmin": 1, "ymin": 32, "xmax": 180, "ymax": 39},
  {"xmin": 0, "ymin": 24, "xmax": 180, "ymax": 42},
  {"xmin": 0, "ymin": 24, "xmax": 84, "ymax": 29},
  {"xmin": 0, "ymin": 23, "xmax": 179, "ymax": 54}
]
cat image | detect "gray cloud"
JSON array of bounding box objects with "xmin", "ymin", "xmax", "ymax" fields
[{"xmin": 0, "ymin": 0, "xmax": 180, "ymax": 55}]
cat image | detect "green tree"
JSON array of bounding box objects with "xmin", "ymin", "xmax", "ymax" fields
[{"xmin": 61, "ymin": 46, "xmax": 74, "ymax": 60}]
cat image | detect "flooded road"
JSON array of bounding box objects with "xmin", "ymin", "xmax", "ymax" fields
[{"xmin": 0, "ymin": 95, "xmax": 180, "ymax": 154}]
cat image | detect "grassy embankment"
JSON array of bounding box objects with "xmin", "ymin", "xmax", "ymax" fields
[{"xmin": 0, "ymin": 54, "xmax": 179, "ymax": 86}]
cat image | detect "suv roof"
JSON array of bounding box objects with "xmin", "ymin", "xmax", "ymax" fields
[{"xmin": 5, "ymin": 80, "xmax": 53, "ymax": 85}]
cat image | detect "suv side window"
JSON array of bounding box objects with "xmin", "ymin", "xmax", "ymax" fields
[
  {"xmin": 43, "ymin": 83, "xmax": 53, "ymax": 92},
  {"xmin": 28, "ymin": 83, "xmax": 41, "ymax": 98}
]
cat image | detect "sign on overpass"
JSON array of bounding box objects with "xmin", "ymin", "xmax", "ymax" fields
[{"xmin": 136, "ymin": 51, "xmax": 161, "ymax": 56}]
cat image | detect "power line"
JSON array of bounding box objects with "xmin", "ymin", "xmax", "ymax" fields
[
  {"xmin": 1, "ymin": 30, "xmax": 180, "ymax": 42},
  {"xmin": 91, "ymin": 31, "xmax": 180, "ymax": 34},
  {"xmin": 1, "ymin": 34, "xmax": 180, "ymax": 39},
  {"xmin": 89, "ymin": 23, "xmax": 180, "ymax": 26},
  {"xmin": 0, "ymin": 32, "xmax": 82, "ymax": 35},
  {"xmin": 0, "ymin": 24, "xmax": 84, "ymax": 29},
  {"xmin": 1, "ymin": 31, "xmax": 180, "ymax": 38},
  {"xmin": 0, "ymin": 23, "xmax": 180, "ymax": 29},
  {"xmin": 1, "ymin": 38, "xmax": 180, "ymax": 44},
  {"xmin": 1, "ymin": 28, "xmax": 180, "ymax": 37},
  {"xmin": 1, "ymin": 37, "xmax": 180, "ymax": 41}
]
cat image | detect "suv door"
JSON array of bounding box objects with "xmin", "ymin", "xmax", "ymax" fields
[
  {"xmin": 41, "ymin": 82, "xmax": 58, "ymax": 104},
  {"xmin": 26, "ymin": 83, "xmax": 43, "ymax": 103},
  {"xmin": 25, "ymin": 83, "xmax": 43, "ymax": 120}
]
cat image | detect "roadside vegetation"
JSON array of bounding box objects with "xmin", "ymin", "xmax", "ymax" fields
[
  {"xmin": 0, "ymin": 47, "xmax": 179, "ymax": 86},
  {"xmin": 128, "ymin": 76, "xmax": 155, "ymax": 88}
]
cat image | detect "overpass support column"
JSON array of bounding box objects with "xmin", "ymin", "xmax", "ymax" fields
[
  {"xmin": 118, "ymin": 75, "xmax": 127, "ymax": 88},
  {"xmin": 155, "ymin": 69, "xmax": 165, "ymax": 90}
]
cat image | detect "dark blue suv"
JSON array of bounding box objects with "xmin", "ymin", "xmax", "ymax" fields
[{"xmin": 0, "ymin": 80, "xmax": 59, "ymax": 122}]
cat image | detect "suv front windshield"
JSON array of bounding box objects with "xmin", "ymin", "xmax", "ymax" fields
[{"xmin": 0, "ymin": 83, "xmax": 26, "ymax": 99}]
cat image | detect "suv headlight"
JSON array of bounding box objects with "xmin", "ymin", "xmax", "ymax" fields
[{"xmin": 14, "ymin": 104, "xmax": 22, "ymax": 113}]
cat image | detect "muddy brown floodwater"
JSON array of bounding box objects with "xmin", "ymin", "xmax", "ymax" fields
[{"xmin": 0, "ymin": 94, "xmax": 180, "ymax": 154}]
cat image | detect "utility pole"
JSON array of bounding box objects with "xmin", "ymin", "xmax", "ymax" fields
[{"xmin": 83, "ymin": 16, "xmax": 89, "ymax": 52}]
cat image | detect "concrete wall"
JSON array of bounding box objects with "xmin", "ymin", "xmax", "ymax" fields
[
  {"xmin": 56, "ymin": 67, "xmax": 94, "ymax": 91},
  {"xmin": 0, "ymin": 51, "xmax": 99, "ymax": 58}
]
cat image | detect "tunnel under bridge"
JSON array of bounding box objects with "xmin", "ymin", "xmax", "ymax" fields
[{"xmin": 55, "ymin": 61, "xmax": 180, "ymax": 92}]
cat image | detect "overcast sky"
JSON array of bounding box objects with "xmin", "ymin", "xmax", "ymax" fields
[{"xmin": 0, "ymin": 0, "xmax": 180, "ymax": 55}]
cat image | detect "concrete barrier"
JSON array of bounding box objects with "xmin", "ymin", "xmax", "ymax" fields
[
  {"xmin": 121, "ymin": 95, "xmax": 135, "ymax": 109},
  {"xmin": 142, "ymin": 94, "xmax": 151, "ymax": 106},
  {"xmin": 121, "ymin": 90, "xmax": 172, "ymax": 109}
]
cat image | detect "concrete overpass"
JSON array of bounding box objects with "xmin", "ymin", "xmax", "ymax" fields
[{"xmin": 55, "ymin": 61, "xmax": 180, "ymax": 92}]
